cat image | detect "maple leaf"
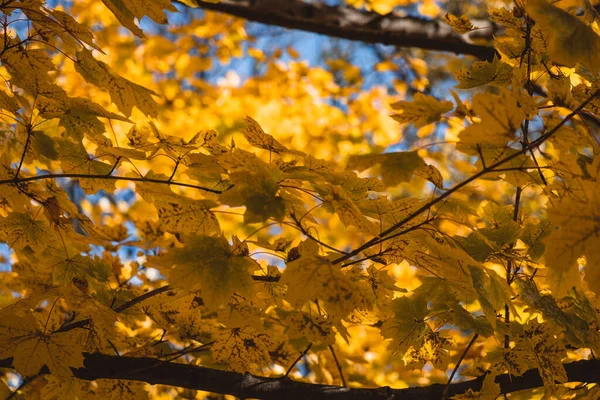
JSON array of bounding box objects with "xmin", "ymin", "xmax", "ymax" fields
[
  {"xmin": 75, "ymin": 49, "xmax": 159, "ymax": 117},
  {"xmin": 1, "ymin": 45, "xmax": 56, "ymax": 92},
  {"xmin": 514, "ymin": 319, "xmax": 567, "ymax": 391},
  {"xmin": 281, "ymin": 311, "xmax": 336, "ymax": 345},
  {"xmin": 458, "ymin": 88, "xmax": 525, "ymax": 147},
  {"xmin": 0, "ymin": 212, "xmax": 54, "ymax": 253},
  {"xmin": 527, "ymin": 0, "xmax": 600, "ymax": 72},
  {"xmin": 212, "ymin": 326, "xmax": 274, "ymax": 372},
  {"xmin": 454, "ymin": 58, "xmax": 513, "ymax": 89},
  {"xmin": 348, "ymin": 150, "xmax": 443, "ymax": 188},
  {"xmin": 243, "ymin": 116, "xmax": 287, "ymax": 153},
  {"xmin": 0, "ymin": 304, "xmax": 84, "ymax": 378},
  {"xmin": 101, "ymin": 0, "xmax": 177, "ymax": 38},
  {"xmin": 281, "ymin": 253, "xmax": 368, "ymax": 318},
  {"xmin": 544, "ymin": 177, "xmax": 600, "ymax": 297},
  {"xmin": 219, "ymin": 169, "xmax": 286, "ymax": 223},
  {"xmin": 444, "ymin": 13, "xmax": 474, "ymax": 34},
  {"xmin": 324, "ymin": 184, "xmax": 378, "ymax": 235},
  {"xmin": 404, "ymin": 331, "xmax": 452, "ymax": 370},
  {"xmin": 381, "ymin": 296, "xmax": 431, "ymax": 356},
  {"xmin": 390, "ymin": 93, "xmax": 453, "ymax": 128},
  {"xmin": 156, "ymin": 235, "xmax": 257, "ymax": 308},
  {"xmin": 3, "ymin": 0, "xmax": 600, "ymax": 396}
]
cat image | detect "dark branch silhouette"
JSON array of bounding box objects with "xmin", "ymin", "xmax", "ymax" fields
[
  {"xmin": 185, "ymin": 0, "xmax": 498, "ymax": 60},
  {"xmin": 1, "ymin": 354, "xmax": 600, "ymax": 399}
]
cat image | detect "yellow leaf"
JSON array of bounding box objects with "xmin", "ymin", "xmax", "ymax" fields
[
  {"xmin": 390, "ymin": 93, "xmax": 453, "ymax": 128},
  {"xmin": 281, "ymin": 254, "xmax": 368, "ymax": 318},
  {"xmin": 526, "ymin": 0, "xmax": 600, "ymax": 72},
  {"xmin": 0, "ymin": 306, "xmax": 84, "ymax": 378},
  {"xmin": 1, "ymin": 46, "xmax": 55, "ymax": 92},
  {"xmin": 374, "ymin": 60, "xmax": 399, "ymax": 72},
  {"xmin": 348, "ymin": 150, "xmax": 430, "ymax": 187},
  {"xmin": 0, "ymin": 212, "xmax": 54, "ymax": 252},
  {"xmin": 101, "ymin": 0, "xmax": 177, "ymax": 37},
  {"xmin": 404, "ymin": 331, "xmax": 452, "ymax": 370},
  {"xmin": 219, "ymin": 169, "xmax": 286, "ymax": 223},
  {"xmin": 381, "ymin": 296, "xmax": 431, "ymax": 355},
  {"xmin": 243, "ymin": 116, "xmax": 287, "ymax": 153},
  {"xmin": 212, "ymin": 326, "xmax": 273, "ymax": 372},
  {"xmin": 287, "ymin": 46, "xmax": 300, "ymax": 59},
  {"xmin": 48, "ymin": 9, "xmax": 102, "ymax": 52},
  {"xmin": 414, "ymin": 164, "xmax": 444, "ymax": 189},
  {"xmin": 325, "ymin": 184, "xmax": 378, "ymax": 235},
  {"xmin": 514, "ymin": 319, "xmax": 567, "ymax": 391},
  {"xmin": 75, "ymin": 49, "xmax": 158, "ymax": 117},
  {"xmin": 155, "ymin": 198, "xmax": 220, "ymax": 235},
  {"xmin": 143, "ymin": 292, "xmax": 202, "ymax": 335},
  {"xmin": 157, "ymin": 235, "xmax": 257, "ymax": 308},
  {"xmin": 444, "ymin": 13, "xmax": 474, "ymax": 34},
  {"xmin": 218, "ymin": 293, "xmax": 264, "ymax": 330},
  {"xmin": 0, "ymin": 90, "xmax": 20, "ymax": 113},
  {"xmin": 283, "ymin": 311, "xmax": 336, "ymax": 345},
  {"xmin": 458, "ymin": 89, "xmax": 525, "ymax": 147},
  {"xmin": 545, "ymin": 178, "xmax": 600, "ymax": 297},
  {"xmin": 488, "ymin": 7, "xmax": 522, "ymax": 29},
  {"xmin": 454, "ymin": 58, "xmax": 513, "ymax": 89}
]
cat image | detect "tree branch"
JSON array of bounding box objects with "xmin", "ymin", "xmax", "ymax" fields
[
  {"xmin": 185, "ymin": 0, "xmax": 498, "ymax": 60},
  {"xmin": 0, "ymin": 172, "xmax": 227, "ymax": 194},
  {"xmin": 55, "ymin": 285, "xmax": 173, "ymax": 333},
  {"xmin": 332, "ymin": 88, "xmax": 600, "ymax": 265},
  {"xmin": 1, "ymin": 354, "xmax": 600, "ymax": 399}
]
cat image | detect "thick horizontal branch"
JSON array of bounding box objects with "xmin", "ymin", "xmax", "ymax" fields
[
  {"xmin": 186, "ymin": 0, "xmax": 498, "ymax": 60},
  {"xmin": 1, "ymin": 354, "xmax": 600, "ymax": 398}
]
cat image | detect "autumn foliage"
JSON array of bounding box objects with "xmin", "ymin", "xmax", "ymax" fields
[{"xmin": 1, "ymin": 0, "xmax": 600, "ymax": 399}]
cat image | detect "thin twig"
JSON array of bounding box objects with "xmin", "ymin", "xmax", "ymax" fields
[
  {"xmin": 6, "ymin": 372, "xmax": 41, "ymax": 400},
  {"xmin": 107, "ymin": 339, "xmax": 120, "ymax": 356},
  {"xmin": 505, "ymin": 187, "xmax": 522, "ymax": 348},
  {"xmin": 442, "ymin": 333, "xmax": 479, "ymax": 400},
  {"xmin": 162, "ymin": 341, "xmax": 215, "ymax": 362},
  {"xmin": 332, "ymin": 89, "xmax": 600, "ymax": 265},
  {"xmin": 285, "ymin": 343, "xmax": 312, "ymax": 377},
  {"xmin": 113, "ymin": 285, "xmax": 172, "ymax": 313},
  {"xmin": 15, "ymin": 128, "xmax": 32, "ymax": 177},
  {"xmin": 329, "ymin": 344, "xmax": 346, "ymax": 387},
  {"xmin": 290, "ymin": 213, "xmax": 348, "ymax": 255},
  {"xmin": 55, "ymin": 285, "xmax": 172, "ymax": 333},
  {"xmin": 0, "ymin": 173, "xmax": 228, "ymax": 194},
  {"xmin": 168, "ymin": 157, "xmax": 181, "ymax": 182}
]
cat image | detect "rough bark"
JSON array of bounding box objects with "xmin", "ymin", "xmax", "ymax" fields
[
  {"xmin": 183, "ymin": 0, "xmax": 498, "ymax": 60},
  {"xmin": 2, "ymin": 354, "xmax": 600, "ymax": 398}
]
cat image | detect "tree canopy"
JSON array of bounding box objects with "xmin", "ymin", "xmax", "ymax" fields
[{"xmin": 1, "ymin": 0, "xmax": 600, "ymax": 398}]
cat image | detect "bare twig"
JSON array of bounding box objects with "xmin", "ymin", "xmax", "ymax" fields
[
  {"xmin": 329, "ymin": 344, "xmax": 346, "ymax": 387},
  {"xmin": 285, "ymin": 343, "xmax": 312, "ymax": 377},
  {"xmin": 442, "ymin": 333, "xmax": 479, "ymax": 400}
]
